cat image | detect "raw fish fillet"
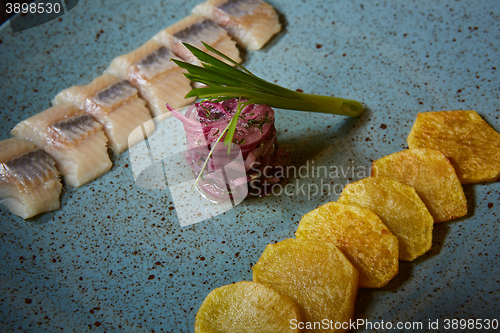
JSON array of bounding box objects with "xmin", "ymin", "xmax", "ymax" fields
[
  {"xmin": 153, "ymin": 14, "xmax": 241, "ymax": 66},
  {"xmin": 106, "ymin": 40, "xmax": 194, "ymax": 117},
  {"xmin": 53, "ymin": 74, "xmax": 154, "ymax": 154},
  {"xmin": 0, "ymin": 138, "xmax": 62, "ymax": 219},
  {"xmin": 11, "ymin": 104, "xmax": 112, "ymax": 188},
  {"xmin": 193, "ymin": 0, "xmax": 281, "ymax": 50}
]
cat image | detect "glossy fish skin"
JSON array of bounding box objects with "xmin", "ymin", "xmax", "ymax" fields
[
  {"xmin": 193, "ymin": 0, "xmax": 281, "ymax": 50},
  {"xmin": 153, "ymin": 14, "xmax": 241, "ymax": 66},
  {"xmin": 11, "ymin": 104, "xmax": 112, "ymax": 188},
  {"xmin": 53, "ymin": 74, "xmax": 154, "ymax": 154},
  {"xmin": 0, "ymin": 138, "xmax": 62, "ymax": 219},
  {"xmin": 53, "ymin": 74, "xmax": 120, "ymax": 110},
  {"xmin": 106, "ymin": 40, "xmax": 195, "ymax": 117}
]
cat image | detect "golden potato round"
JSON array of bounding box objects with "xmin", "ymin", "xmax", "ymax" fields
[
  {"xmin": 195, "ymin": 281, "xmax": 301, "ymax": 333},
  {"xmin": 338, "ymin": 176, "xmax": 434, "ymax": 261},
  {"xmin": 296, "ymin": 202, "xmax": 399, "ymax": 288},
  {"xmin": 407, "ymin": 110, "xmax": 500, "ymax": 184},
  {"xmin": 253, "ymin": 238, "xmax": 358, "ymax": 333},
  {"xmin": 371, "ymin": 148, "xmax": 467, "ymax": 223}
]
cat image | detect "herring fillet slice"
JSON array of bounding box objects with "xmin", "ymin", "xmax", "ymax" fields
[
  {"xmin": 53, "ymin": 74, "xmax": 154, "ymax": 154},
  {"xmin": 193, "ymin": 0, "xmax": 282, "ymax": 50},
  {"xmin": 106, "ymin": 40, "xmax": 195, "ymax": 117},
  {"xmin": 153, "ymin": 14, "xmax": 241, "ymax": 66},
  {"xmin": 53, "ymin": 74, "xmax": 119, "ymax": 110},
  {"xmin": 11, "ymin": 104, "xmax": 112, "ymax": 188},
  {"xmin": 0, "ymin": 138, "xmax": 62, "ymax": 219}
]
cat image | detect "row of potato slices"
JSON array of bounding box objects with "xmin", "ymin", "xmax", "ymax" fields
[
  {"xmin": 194, "ymin": 110, "xmax": 500, "ymax": 333},
  {"xmin": 194, "ymin": 174, "xmax": 440, "ymax": 333}
]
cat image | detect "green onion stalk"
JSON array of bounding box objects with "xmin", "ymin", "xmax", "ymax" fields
[
  {"xmin": 172, "ymin": 42, "xmax": 365, "ymax": 153},
  {"xmin": 170, "ymin": 42, "xmax": 365, "ymax": 191}
]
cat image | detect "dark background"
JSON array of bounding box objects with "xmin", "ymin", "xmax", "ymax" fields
[
  {"xmin": 1, "ymin": 1, "xmax": 31, "ymax": 25},
  {"xmin": 0, "ymin": 0, "xmax": 79, "ymax": 31}
]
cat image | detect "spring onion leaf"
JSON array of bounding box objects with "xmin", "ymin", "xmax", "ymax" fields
[
  {"xmin": 172, "ymin": 42, "xmax": 365, "ymax": 191},
  {"xmin": 172, "ymin": 42, "xmax": 365, "ymax": 151}
]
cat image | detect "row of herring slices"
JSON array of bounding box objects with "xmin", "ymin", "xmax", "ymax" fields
[{"xmin": 0, "ymin": 0, "xmax": 282, "ymax": 219}]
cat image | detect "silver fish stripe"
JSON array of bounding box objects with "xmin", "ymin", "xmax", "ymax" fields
[
  {"xmin": 51, "ymin": 114, "xmax": 101, "ymax": 143},
  {"xmin": 0, "ymin": 149, "xmax": 58, "ymax": 186},
  {"xmin": 173, "ymin": 19, "xmax": 222, "ymax": 44},
  {"xmin": 138, "ymin": 46, "xmax": 173, "ymax": 67},
  {"xmin": 218, "ymin": 0, "xmax": 260, "ymax": 16},
  {"xmin": 136, "ymin": 46, "xmax": 178, "ymax": 80},
  {"xmin": 93, "ymin": 80, "xmax": 137, "ymax": 109}
]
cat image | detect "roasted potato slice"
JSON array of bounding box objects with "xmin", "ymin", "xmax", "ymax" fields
[
  {"xmin": 296, "ymin": 202, "xmax": 399, "ymax": 288},
  {"xmin": 338, "ymin": 177, "xmax": 434, "ymax": 261},
  {"xmin": 253, "ymin": 238, "xmax": 358, "ymax": 333},
  {"xmin": 371, "ymin": 148, "xmax": 467, "ymax": 223},
  {"xmin": 407, "ymin": 110, "xmax": 500, "ymax": 184},
  {"xmin": 195, "ymin": 281, "xmax": 301, "ymax": 333}
]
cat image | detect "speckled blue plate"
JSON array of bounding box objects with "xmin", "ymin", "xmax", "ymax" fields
[{"xmin": 1, "ymin": 1, "xmax": 499, "ymax": 332}]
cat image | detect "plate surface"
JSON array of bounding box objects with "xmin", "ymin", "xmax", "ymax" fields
[{"xmin": 1, "ymin": 1, "xmax": 499, "ymax": 332}]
